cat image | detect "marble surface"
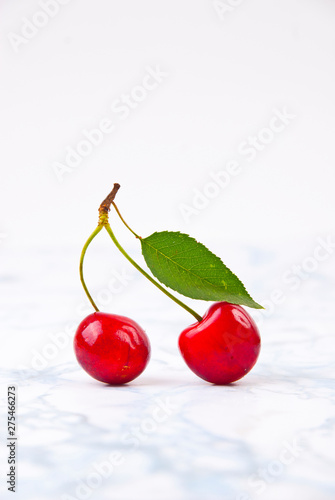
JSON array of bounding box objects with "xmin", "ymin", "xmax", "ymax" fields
[{"xmin": 1, "ymin": 243, "xmax": 335, "ymax": 500}]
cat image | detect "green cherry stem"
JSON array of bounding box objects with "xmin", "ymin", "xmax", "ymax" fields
[
  {"xmin": 111, "ymin": 201, "xmax": 141, "ymax": 239},
  {"xmin": 103, "ymin": 222, "xmax": 202, "ymax": 322},
  {"xmin": 109, "ymin": 197, "xmax": 202, "ymax": 322},
  {"xmin": 79, "ymin": 184, "xmax": 122, "ymax": 311},
  {"xmin": 79, "ymin": 183, "xmax": 202, "ymax": 322},
  {"xmin": 79, "ymin": 224, "xmax": 103, "ymax": 312}
]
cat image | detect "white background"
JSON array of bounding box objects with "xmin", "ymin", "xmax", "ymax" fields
[
  {"xmin": 1, "ymin": 1, "xmax": 335, "ymax": 500},
  {"xmin": 1, "ymin": 0, "xmax": 335, "ymax": 250}
]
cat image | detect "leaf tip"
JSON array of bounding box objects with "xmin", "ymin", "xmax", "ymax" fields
[{"xmin": 252, "ymin": 302, "xmax": 264, "ymax": 310}]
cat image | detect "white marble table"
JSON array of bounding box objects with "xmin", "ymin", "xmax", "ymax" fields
[{"xmin": 1, "ymin": 243, "xmax": 334, "ymax": 500}]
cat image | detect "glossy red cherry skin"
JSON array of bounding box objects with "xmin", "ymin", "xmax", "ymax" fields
[
  {"xmin": 74, "ymin": 312, "xmax": 150, "ymax": 385},
  {"xmin": 178, "ymin": 302, "xmax": 261, "ymax": 384}
]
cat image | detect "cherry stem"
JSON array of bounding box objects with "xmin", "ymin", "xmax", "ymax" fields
[
  {"xmin": 103, "ymin": 223, "xmax": 202, "ymax": 322},
  {"xmin": 99, "ymin": 183, "xmax": 120, "ymax": 215},
  {"xmin": 112, "ymin": 201, "xmax": 141, "ymax": 239},
  {"xmin": 79, "ymin": 183, "xmax": 202, "ymax": 322},
  {"xmin": 79, "ymin": 184, "xmax": 121, "ymax": 312},
  {"xmin": 79, "ymin": 225, "xmax": 103, "ymax": 312},
  {"xmin": 109, "ymin": 198, "xmax": 202, "ymax": 322}
]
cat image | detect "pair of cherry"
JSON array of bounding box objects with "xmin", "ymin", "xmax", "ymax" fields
[
  {"xmin": 74, "ymin": 184, "xmax": 261, "ymax": 385},
  {"xmin": 74, "ymin": 301, "xmax": 261, "ymax": 385}
]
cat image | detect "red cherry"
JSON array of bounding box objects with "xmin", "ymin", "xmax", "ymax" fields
[
  {"xmin": 74, "ymin": 312, "xmax": 150, "ymax": 385},
  {"xmin": 178, "ymin": 302, "xmax": 261, "ymax": 385}
]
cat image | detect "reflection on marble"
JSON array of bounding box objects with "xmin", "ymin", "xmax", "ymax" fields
[{"xmin": 0, "ymin": 244, "xmax": 335, "ymax": 500}]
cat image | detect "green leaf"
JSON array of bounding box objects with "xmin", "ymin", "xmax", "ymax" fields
[{"xmin": 140, "ymin": 231, "xmax": 263, "ymax": 309}]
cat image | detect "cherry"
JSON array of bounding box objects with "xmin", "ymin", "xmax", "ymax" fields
[
  {"xmin": 76, "ymin": 185, "xmax": 262, "ymax": 386},
  {"xmin": 178, "ymin": 302, "xmax": 260, "ymax": 385},
  {"xmin": 74, "ymin": 312, "xmax": 150, "ymax": 385}
]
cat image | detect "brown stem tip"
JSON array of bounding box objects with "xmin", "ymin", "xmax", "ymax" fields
[{"xmin": 99, "ymin": 183, "xmax": 120, "ymax": 214}]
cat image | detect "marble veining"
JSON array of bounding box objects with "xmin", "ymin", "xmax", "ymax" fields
[{"xmin": 1, "ymin": 245, "xmax": 335, "ymax": 500}]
